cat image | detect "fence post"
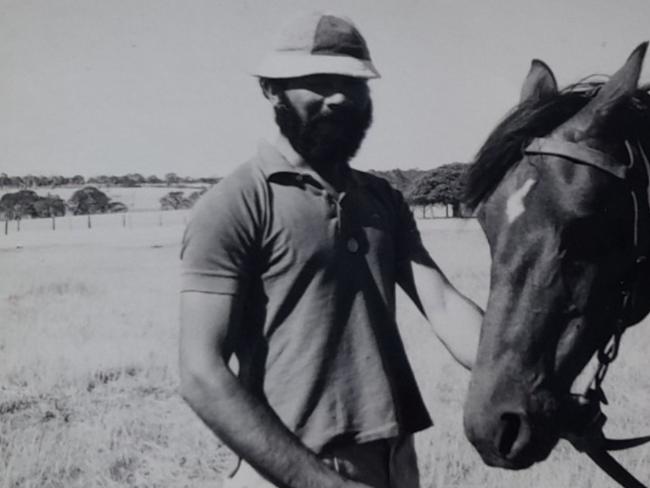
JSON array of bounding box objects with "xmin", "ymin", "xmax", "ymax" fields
[
  {"xmin": 52, "ymin": 214, "xmax": 56, "ymax": 231},
  {"xmin": 122, "ymin": 213, "xmax": 126, "ymax": 228},
  {"xmin": 87, "ymin": 214, "xmax": 91, "ymax": 229},
  {"xmin": 4, "ymin": 219, "xmax": 7, "ymax": 235},
  {"xmin": 16, "ymin": 218, "xmax": 20, "ymax": 232}
]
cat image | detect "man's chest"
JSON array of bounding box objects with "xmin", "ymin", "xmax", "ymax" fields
[{"xmin": 260, "ymin": 181, "xmax": 397, "ymax": 276}]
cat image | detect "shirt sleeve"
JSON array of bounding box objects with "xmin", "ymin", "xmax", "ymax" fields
[
  {"xmin": 180, "ymin": 169, "xmax": 263, "ymax": 295},
  {"xmin": 394, "ymin": 189, "xmax": 434, "ymax": 266}
]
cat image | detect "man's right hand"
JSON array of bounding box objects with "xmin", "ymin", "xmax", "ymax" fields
[{"xmin": 180, "ymin": 291, "xmax": 379, "ymax": 488}]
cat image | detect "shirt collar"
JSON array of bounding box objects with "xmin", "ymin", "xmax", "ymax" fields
[
  {"xmin": 256, "ymin": 139, "xmax": 300, "ymax": 178},
  {"xmin": 255, "ymin": 139, "xmax": 368, "ymax": 188}
]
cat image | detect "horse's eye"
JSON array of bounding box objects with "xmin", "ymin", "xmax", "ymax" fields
[{"xmin": 561, "ymin": 217, "xmax": 621, "ymax": 262}]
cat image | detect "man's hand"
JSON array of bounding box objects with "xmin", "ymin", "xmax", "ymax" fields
[{"xmin": 180, "ymin": 291, "xmax": 373, "ymax": 488}]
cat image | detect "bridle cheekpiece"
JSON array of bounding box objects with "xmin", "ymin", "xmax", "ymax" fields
[{"xmin": 523, "ymin": 136, "xmax": 650, "ymax": 488}]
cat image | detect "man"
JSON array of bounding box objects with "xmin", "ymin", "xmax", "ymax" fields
[{"xmin": 179, "ymin": 12, "xmax": 482, "ymax": 488}]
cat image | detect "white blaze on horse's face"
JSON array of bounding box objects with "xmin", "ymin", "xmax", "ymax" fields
[{"xmin": 506, "ymin": 178, "xmax": 536, "ymax": 223}]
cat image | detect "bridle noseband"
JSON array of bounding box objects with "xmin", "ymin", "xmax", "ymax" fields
[{"xmin": 523, "ymin": 136, "xmax": 650, "ymax": 488}]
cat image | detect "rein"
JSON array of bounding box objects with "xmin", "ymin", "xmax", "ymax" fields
[{"xmin": 524, "ymin": 137, "xmax": 650, "ymax": 488}]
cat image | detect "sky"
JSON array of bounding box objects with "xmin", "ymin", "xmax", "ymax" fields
[{"xmin": 2, "ymin": 0, "xmax": 650, "ymax": 178}]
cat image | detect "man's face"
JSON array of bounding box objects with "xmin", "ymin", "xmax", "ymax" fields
[{"xmin": 271, "ymin": 74, "xmax": 373, "ymax": 166}]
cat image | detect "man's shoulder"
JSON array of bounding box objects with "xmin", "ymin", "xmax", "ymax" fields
[
  {"xmin": 352, "ymin": 169, "xmax": 403, "ymax": 198},
  {"xmin": 192, "ymin": 157, "xmax": 269, "ymax": 217}
]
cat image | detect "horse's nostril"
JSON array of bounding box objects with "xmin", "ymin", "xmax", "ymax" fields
[{"xmin": 498, "ymin": 413, "xmax": 522, "ymax": 457}]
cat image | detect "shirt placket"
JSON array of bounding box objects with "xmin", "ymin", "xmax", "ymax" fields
[
  {"xmin": 338, "ymin": 192, "xmax": 361, "ymax": 254},
  {"xmin": 297, "ymin": 172, "xmax": 361, "ymax": 255}
]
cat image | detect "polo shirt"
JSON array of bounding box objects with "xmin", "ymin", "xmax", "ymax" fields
[{"xmin": 181, "ymin": 141, "xmax": 433, "ymax": 452}]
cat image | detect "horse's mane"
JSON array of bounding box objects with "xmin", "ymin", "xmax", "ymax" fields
[{"xmin": 464, "ymin": 81, "xmax": 650, "ymax": 210}]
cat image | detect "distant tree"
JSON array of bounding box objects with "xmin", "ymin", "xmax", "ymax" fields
[
  {"xmin": 160, "ymin": 191, "xmax": 191, "ymax": 210},
  {"xmin": 0, "ymin": 190, "xmax": 39, "ymax": 219},
  {"xmin": 88, "ymin": 175, "xmax": 110, "ymax": 185},
  {"xmin": 22, "ymin": 175, "xmax": 37, "ymax": 188},
  {"xmin": 67, "ymin": 186, "xmax": 112, "ymax": 215},
  {"xmin": 50, "ymin": 175, "xmax": 65, "ymax": 187},
  {"xmin": 407, "ymin": 163, "xmax": 468, "ymax": 217},
  {"xmin": 71, "ymin": 175, "xmax": 85, "ymax": 185},
  {"xmin": 10, "ymin": 176, "xmax": 23, "ymax": 187},
  {"xmin": 164, "ymin": 172, "xmax": 181, "ymax": 187},
  {"xmin": 126, "ymin": 173, "xmax": 145, "ymax": 185},
  {"xmin": 113, "ymin": 175, "xmax": 140, "ymax": 187},
  {"xmin": 0, "ymin": 173, "xmax": 10, "ymax": 188},
  {"xmin": 0, "ymin": 190, "xmax": 66, "ymax": 219},
  {"xmin": 147, "ymin": 174, "xmax": 163, "ymax": 184},
  {"xmin": 32, "ymin": 194, "xmax": 66, "ymax": 217}
]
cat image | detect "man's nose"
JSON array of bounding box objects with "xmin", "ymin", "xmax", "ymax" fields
[
  {"xmin": 323, "ymin": 91, "xmax": 347, "ymax": 109},
  {"xmin": 323, "ymin": 90, "xmax": 354, "ymax": 110}
]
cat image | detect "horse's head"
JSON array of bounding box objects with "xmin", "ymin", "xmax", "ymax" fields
[{"xmin": 463, "ymin": 43, "xmax": 650, "ymax": 469}]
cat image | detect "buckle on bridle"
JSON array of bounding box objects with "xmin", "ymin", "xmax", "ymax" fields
[
  {"xmin": 562, "ymin": 388, "xmax": 650, "ymax": 488},
  {"xmin": 562, "ymin": 389, "xmax": 608, "ymax": 451}
]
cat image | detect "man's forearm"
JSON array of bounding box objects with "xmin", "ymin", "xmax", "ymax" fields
[
  {"xmin": 405, "ymin": 261, "xmax": 482, "ymax": 370},
  {"xmin": 432, "ymin": 287, "xmax": 482, "ymax": 370},
  {"xmin": 180, "ymin": 364, "xmax": 359, "ymax": 488}
]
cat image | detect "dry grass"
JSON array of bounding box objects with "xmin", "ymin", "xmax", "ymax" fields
[{"xmin": 1, "ymin": 220, "xmax": 649, "ymax": 487}]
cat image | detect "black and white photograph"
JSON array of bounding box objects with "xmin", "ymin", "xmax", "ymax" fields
[{"xmin": 2, "ymin": 1, "xmax": 650, "ymax": 487}]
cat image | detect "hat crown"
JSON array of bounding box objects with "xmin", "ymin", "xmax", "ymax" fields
[
  {"xmin": 275, "ymin": 13, "xmax": 371, "ymax": 61},
  {"xmin": 253, "ymin": 12, "xmax": 380, "ymax": 79}
]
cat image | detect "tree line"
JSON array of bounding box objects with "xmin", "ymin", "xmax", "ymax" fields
[
  {"xmin": 0, "ymin": 187, "xmax": 127, "ymax": 220},
  {"xmin": 0, "ymin": 172, "xmax": 220, "ymax": 189},
  {"xmin": 0, "ymin": 164, "xmax": 471, "ymax": 219}
]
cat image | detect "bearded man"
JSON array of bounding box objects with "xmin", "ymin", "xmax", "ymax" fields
[{"xmin": 179, "ymin": 12, "xmax": 483, "ymax": 488}]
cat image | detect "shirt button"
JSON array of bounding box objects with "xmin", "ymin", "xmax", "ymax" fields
[{"xmin": 347, "ymin": 237, "xmax": 359, "ymax": 253}]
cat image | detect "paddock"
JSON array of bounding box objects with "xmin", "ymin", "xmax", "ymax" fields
[{"xmin": 1, "ymin": 219, "xmax": 648, "ymax": 487}]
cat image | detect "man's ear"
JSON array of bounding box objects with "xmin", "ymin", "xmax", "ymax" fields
[{"xmin": 259, "ymin": 78, "xmax": 282, "ymax": 105}]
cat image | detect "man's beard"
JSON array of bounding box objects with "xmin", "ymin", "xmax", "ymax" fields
[{"xmin": 274, "ymin": 96, "xmax": 373, "ymax": 167}]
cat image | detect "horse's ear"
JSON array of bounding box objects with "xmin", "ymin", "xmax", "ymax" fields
[
  {"xmin": 554, "ymin": 42, "xmax": 648, "ymax": 140},
  {"xmin": 520, "ymin": 59, "xmax": 558, "ymax": 103}
]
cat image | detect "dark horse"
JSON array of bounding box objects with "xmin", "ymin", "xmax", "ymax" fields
[{"xmin": 462, "ymin": 43, "xmax": 650, "ymax": 481}]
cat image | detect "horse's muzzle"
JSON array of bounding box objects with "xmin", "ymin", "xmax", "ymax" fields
[{"xmin": 463, "ymin": 390, "xmax": 561, "ymax": 469}]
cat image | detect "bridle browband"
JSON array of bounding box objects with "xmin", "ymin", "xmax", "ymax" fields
[{"xmin": 523, "ymin": 136, "xmax": 650, "ymax": 488}]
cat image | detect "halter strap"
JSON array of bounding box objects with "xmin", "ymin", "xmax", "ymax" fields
[{"xmin": 525, "ymin": 137, "xmax": 629, "ymax": 180}]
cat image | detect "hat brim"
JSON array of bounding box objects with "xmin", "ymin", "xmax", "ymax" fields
[{"xmin": 252, "ymin": 52, "xmax": 380, "ymax": 79}]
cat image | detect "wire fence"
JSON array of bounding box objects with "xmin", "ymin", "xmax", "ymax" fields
[
  {"xmin": 1, "ymin": 206, "xmax": 473, "ymax": 237},
  {"xmin": 1, "ymin": 210, "xmax": 191, "ymax": 235}
]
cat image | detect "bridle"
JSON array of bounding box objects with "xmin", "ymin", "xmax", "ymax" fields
[{"xmin": 523, "ymin": 136, "xmax": 650, "ymax": 488}]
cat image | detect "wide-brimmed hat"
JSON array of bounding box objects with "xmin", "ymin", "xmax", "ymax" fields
[{"xmin": 253, "ymin": 12, "xmax": 380, "ymax": 79}]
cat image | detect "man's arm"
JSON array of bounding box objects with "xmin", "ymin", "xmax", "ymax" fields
[
  {"xmin": 397, "ymin": 258, "xmax": 482, "ymax": 369},
  {"xmin": 179, "ymin": 291, "xmax": 370, "ymax": 488}
]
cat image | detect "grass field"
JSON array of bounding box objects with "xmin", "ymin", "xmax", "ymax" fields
[{"xmin": 1, "ymin": 219, "xmax": 649, "ymax": 487}]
